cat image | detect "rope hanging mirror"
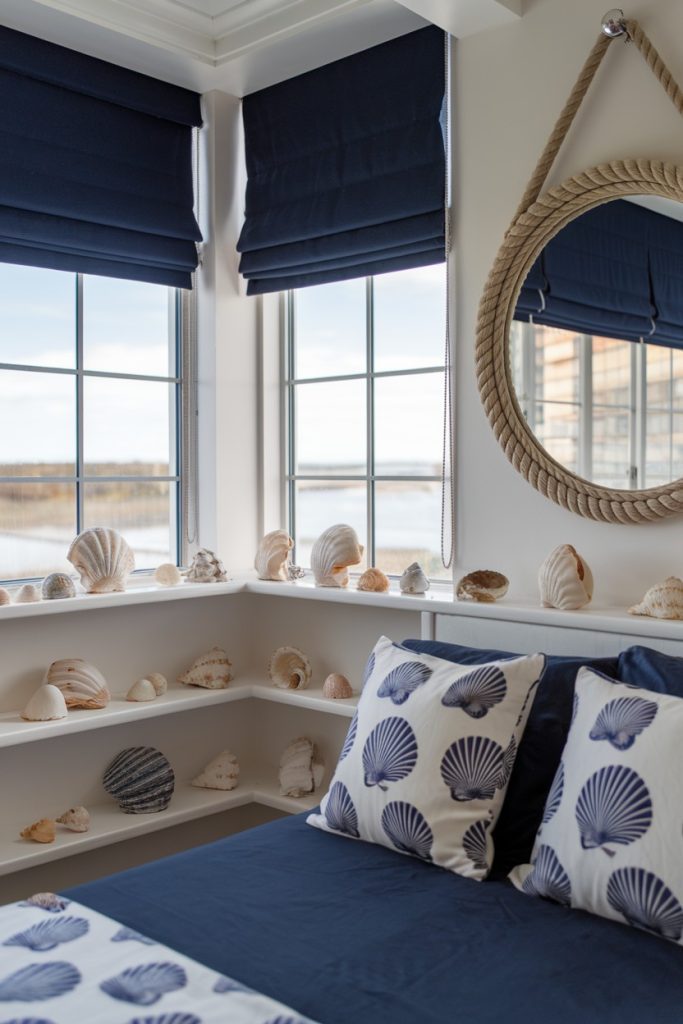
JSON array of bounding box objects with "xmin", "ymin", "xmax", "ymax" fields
[{"xmin": 475, "ymin": 10, "xmax": 683, "ymax": 524}]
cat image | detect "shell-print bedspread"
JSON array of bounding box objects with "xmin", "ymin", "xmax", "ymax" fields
[{"xmin": 0, "ymin": 893, "xmax": 319, "ymax": 1023}]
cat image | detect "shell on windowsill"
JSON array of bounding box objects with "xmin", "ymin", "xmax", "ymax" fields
[
  {"xmin": 0, "ymin": 588, "xmax": 10, "ymax": 606},
  {"xmin": 42, "ymin": 573, "xmax": 76, "ymax": 601},
  {"xmin": 288, "ymin": 565, "xmax": 306, "ymax": 581},
  {"xmin": 21, "ymin": 684, "xmax": 68, "ymax": 722},
  {"xmin": 399, "ymin": 562, "xmax": 430, "ymax": 595},
  {"xmin": 57, "ymin": 806, "xmax": 90, "ymax": 833},
  {"xmin": 21, "ymin": 819, "xmax": 56, "ymax": 844},
  {"xmin": 268, "ymin": 647, "xmax": 312, "ymax": 690},
  {"xmin": 357, "ymin": 568, "xmax": 390, "ymax": 593},
  {"xmin": 178, "ymin": 647, "xmax": 232, "ymax": 689},
  {"xmin": 15, "ymin": 583, "xmax": 41, "ymax": 604},
  {"xmin": 456, "ymin": 570, "xmax": 509, "ymax": 604},
  {"xmin": 103, "ymin": 746, "xmax": 175, "ymax": 814},
  {"xmin": 538, "ymin": 544, "xmax": 593, "ymax": 611},
  {"xmin": 126, "ymin": 678, "xmax": 157, "ymax": 702},
  {"xmin": 154, "ymin": 563, "xmax": 182, "ymax": 587},
  {"xmin": 183, "ymin": 549, "xmax": 228, "ymax": 584},
  {"xmin": 311, "ymin": 524, "xmax": 363, "ymax": 588},
  {"xmin": 254, "ymin": 530, "xmax": 293, "ymax": 582},
  {"xmin": 191, "ymin": 750, "xmax": 240, "ymax": 791},
  {"xmin": 45, "ymin": 658, "xmax": 110, "ymax": 710},
  {"xmin": 67, "ymin": 527, "xmax": 135, "ymax": 594},
  {"xmin": 629, "ymin": 577, "xmax": 683, "ymax": 620},
  {"xmin": 278, "ymin": 737, "xmax": 324, "ymax": 798},
  {"xmin": 322, "ymin": 673, "xmax": 353, "ymax": 699}
]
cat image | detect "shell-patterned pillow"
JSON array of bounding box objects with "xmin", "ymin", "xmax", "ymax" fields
[
  {"xmin": 510, "ymin": 667, "xmax": 683, "ymax": 945},
  {"xmin": 307, "ymin": 635, "xmax": 545, "ymax": 879}
]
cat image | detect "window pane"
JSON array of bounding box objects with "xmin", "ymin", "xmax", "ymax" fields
[
  {"xmin": 83, "ymin": 276, "xmax": 175, "ymax": 377},
  {"xmin": 374, "ymin": 264, "xmax": 446, "ymax": 372},
  {"xmin": 645, "ymin": 410, "xmax": 672, "ymax": 487},
  {"xmin": 647, "ymin": 344, "xmax": 672, "ymax": 408},
  {"xmin": 533, "ymin": 402, "xmax": 579, "ymax": 473},
  {"xmin": 295, "ymin": 380, "xmax": 366, "ymax": 475},
  {"xmin": 534, "ymin": 327, "xmax": 580, "ymax": 403},
  {"xmin": 375, "ymin": 481, "xmax": 449, "ymax": 579},
  {"xmin": 592, "ymin": 336, "xmax": 631, "ymax": 406},
  {"xmin": 0, "ymin": 265, "xmax": 75, "ymax": 368},
  {"xmin": 0, "ymin": 482, "xmax": 75, "ymax": 580},
  {"xmin": 84, "ymin": 378, "xmax": 174, "ymax": 476},
  {"xmin": 83, "ymin": 481, "xmax": 174, "ymax": 569},
  {"xmin": 293, "ymin": 480, "xmax": 367, "ymax": 570},
  {"xmin": 0, "ymin": 370, "xmax": 75, "ymax": 475},
  {"xmin": 374, "ymin": 372, "xmax": 443, "ymax": 475},
  {"xmin": 592, "ymin": 406, "xmax": 631, "ymax": 488},
  {"xmin": 293, "ymin": 279, "xmax": 366, "ymax": 379}
]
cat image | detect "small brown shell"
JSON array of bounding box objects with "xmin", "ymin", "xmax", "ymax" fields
[
  {"xmin": 322, "ymin": 673, "xmax": 353, "ymax": 699},
  {"xmin": 21, "ymin": 819, "xmax": 56, "ymax": 844},
  {"xmin": 456, "ymin": 570, "xmax": 509, "ymax": 603},
  {"xmin": 357, "ymin": 568, "xmax": 390, "ymax": 593}
]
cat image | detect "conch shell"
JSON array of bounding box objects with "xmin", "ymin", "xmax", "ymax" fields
[
  {"xmin": 278, "ymin": 737, "xmax": 324, "ymax": 798},
  {"xmin": 269, "ymin": 647, "xmax": 312, "ymax": 690},
  {"xmin": 456, "ymin": 570, "xmax": 509, "ymax": 603},
  {"xmin": 21, "ymin": 819, "xmax": 56, "ymax": 844},
  {"xmin": 357, "ymin": 568, "xmax": 390, "ymax": 593},
  {"xmin": 629, "ymin": 577, "xmax": 683, "ymax": 620},
  {"xmin": 192, "ymin": 750, "xmax": 240, "ymax": 791},
  {"xmin": 67, "ymin": 527, "xmax": 135, "ymax": 594},
  {"xmin": 538, "ymin": 544, "xmax": 593, "ymax": 610},
  {"xmin": 45, "ymin": 658, "xmax": 110, "ymax": 710},
  {"xmin": 255, "ymin": 530, "xmax": 293, "ymax": 581},
  {"xmin": 57, "ymin": 806, "xmax": 90, "ymax": 833},
  {"xmin": 21, "ymin": 684, "xmax": 68, "ymax": 722},
  {"xmin": 311, "ymin": 524, "xmax": 363, "ymax": 588},
  {"xmin": 399, "ymin": 562, "xmax": 430, "ymax": 594},
  {"xmin": 183, "ymin": 549, "xmax": 228, "ymax": 583},
  {"xmin": 178, "ymin": 647, "xmax": 232, "ymax": 689},
  {"xmin": 322, "ymin": 673, "xmax": 353, "ymax": 699}
]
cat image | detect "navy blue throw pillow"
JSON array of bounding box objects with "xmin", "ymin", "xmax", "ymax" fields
[{"xmin": 617, "ymin": 644, "xmax": 683, "ymax": 696}]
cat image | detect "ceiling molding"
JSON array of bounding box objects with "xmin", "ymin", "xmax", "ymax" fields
[{"xmin": 392, "ymin": 0, "xmax": 524, "ymax": 37}]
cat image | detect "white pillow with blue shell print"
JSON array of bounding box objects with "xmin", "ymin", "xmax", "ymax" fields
[
  {"xmin": 307, "ymin": 635, "xmax": 545, "ymax": 879},
  {"xmin": 510, "ymin": 666, "xmax": 683, "ymax": 945}
]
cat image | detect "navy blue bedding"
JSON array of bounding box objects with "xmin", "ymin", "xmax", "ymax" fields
[{"xmin": 67, "ymin": 813, "xmax": 683, "ymax": 1024}]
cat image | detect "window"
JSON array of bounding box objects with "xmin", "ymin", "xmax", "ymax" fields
[
  {"xmin": 286, "ymin": 264, "xmax": 449, "ymax": 579},
  {"xmin": 0, "ymin": 264, "xmax": 181, "ymax": 582}
]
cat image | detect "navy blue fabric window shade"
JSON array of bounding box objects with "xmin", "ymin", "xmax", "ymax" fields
[
  {"xmin": 237, "ymin": 26, "xmax": 446, "ymax": 295},
  {"xmin": 0, "ymin": 26, "xmax": 202, "ymax": 288},
  {"xmin": 515, "ymin": 199, "xmax": 683, "ymax": 347}
]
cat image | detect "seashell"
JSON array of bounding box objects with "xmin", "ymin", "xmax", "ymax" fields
[
  {"xmin": 21, "ymin": 892, "xmax": 70, "ymax": 913},
  {"xmin": 377, "ymin": 661, "xmax": 432, "ymax": 705},
  {"xmin": 542, "ymin": 763, "xmax": 564, "ymax": 823},
  {"xmin": 357, "ymin": 567, "xmax": 389, "ymax": 593},
  {"xmin": 268, "ymin": 646, "xmax": 311, "ymax": 690},
  {"xmin": 67, "ymin": 526, "xmax": 135, "ymax": 594},
  {"xmin": 381, "ymin": 800, "xmax": 433, "ymax": 861},
  {"xmin": 589, "ymin": 697, "xmax": 658, "ymax": 750},
  {"xmin": 126, "ymin": 678, "xmax": 157, "ymax": 702},
  {"xmin": 41, "ymin": 572, "xmax": 76, "ymax": 600},
  {"xmin": 0, "ymin": 587, "xmax": 9, "ymax": 606},
  {"xmin": 178, "ymin": 647, "xmax": 232, "ymax": 689},
  {"xmin": 147, "ymin": 672, "xmax": 168, "ymax": 696},
  {"xmin": 607, "ymin": 867, "xmax": 683, "ymax": 941},
  {"xmin": 3, "ymin": 915, "xmax": 89, "ymax": 951},
  {"xmin": 20, "ymin": 819, "xmax": 56, "ymax": 844},
  {"xmin": 441, "ymin": 665, "xmax": 507, "ymax": 718},
  {"xmin": 339, "ymin": 712, "xmax": 357, "ymax": 761},
  {"xmin": 99, "ymin": 961, "xmax": 187, "ymax": 1005},
  {"xmin": 575, "ymin": 765, "xmax": 652, "ymax": 853},
  {"xmin": 254, "ymin": 529, "xmax": 293, "ymax": 581},
  {"xmin": 463, "ymin": 819, "xmax": 491, "ymax": 871},
  {"xmin": 0, "ymin": 961, "xmax": 81, "ymax": 1001},
  {"xmin": 154, "ymin": 562, "xmax": 182, "ymax": 586},
  {"xmin": 498, "ymin": 736, "xmax": 517, "ymax": 789},
  {"xmin": 112, "ymin": 925, "xmax": 156, "ymax": 944},
  {"xmin": 102, "ymin": 746, "xmax": 175, "ymax": 814},
  {"xmin": 362, "ymin": 651, "xmax": 376, "ymax": 686},
  {"xmin": 21, "ymin": 683, "xmax": 68, "ymax": 722},
  {"xmin": 456, "ymin": 569, "xmax": 509, "ymax": 603},
  {"xmin": 629, "ymin": 576, "xmax": 683, "ymax": 620},
  {"xmin": 440, "ymin": 736, "xmax": 505, "ymax": 802},
  {"xmin": 324, "ymin": 781, "xmax": 359, "ymax": 837},
  {"xmin": 521, "ymin": 844, "xmax": 572, "ymax": 905},
  {"xmin": 56, "ymin": 806, "xmax": 90, "ymax": 833},
  {"xmin": 14, "ymin": 582, "xmax": 41, "ymax": 603},
  {"xmin": 362, "ymin": 717, "xmax": 418, "ymax": 791},
  {"xmin": 399, "ymin": 562, "xmax": 430, "ymax": 595},
  {"xmin": 46, "ymin": 658, "xmax": 110, "ymax": 710},
  {"xmin": 311, "ymin": 524, "xmax": 363, "ymax": 588},
  {"xmin": 278, "ymin": 737, "xmax": 324, "ymax": 798},
  {"xmin": 322, "ymin": 673, "xmax": 353, "ymax": 699},
  {"xmin": 538, "ymin": 544, "xmax": 593, "ymax": 610},
  {"xmin": 214, "ymin": 975, "xmax": 252, "ymax": 994},
  {"xmin": 288, "ymin": 564, "xmax": 306, "ymax": 580},
  {"xmin": 183, "ymin": 548, "xmax": 228, "ymax": 583},
  {"xmin": 191, "ymin": 750, "xmax": 240, "ymax": 791}
]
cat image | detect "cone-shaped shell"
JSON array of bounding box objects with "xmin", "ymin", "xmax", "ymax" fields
[
  {"xmin": 629, "ymin": 577, "xmax": 683, "ymax": 620},
  {"xmin": 538, "ymin": 544, "xmax": 593, "ymax": 610},
  {"xmin": 278, "ymin": 736, "xmax": 323, "ymax": 797},
  {"xmin": 21, "ymin": 684, "xmax": 68, "ymax": 722},
  {"xmin": 15, "ymin": 583, "xmax": 41, "ymax": 604},
  {"xmin": 183, "ymin": 548, "xmax": 228, "ymax": 583},
  {"xmin": 20, "ymin": 819, "xmax": 56, "ymax": 843},
  {"xmin": 56, "ymin": 806, "xmax": 90, "ymax": 832},
  {"xmin": 399, "ymin": 562, "xmax": 430, "ymax": 594},
  {"xmin": 42, "ymin": 573, "xmax": 76, "ymax": 600},
  {"xmin": 357, "ymin": 567, "xmax": 390, "ymax": 593},
  {"xmin": 45, "ymin": 658, "xmax": 110, "ymax": 710},
  {"xmin": 126, "ymin": 678, "xmax": 157, "ymax": 702},
  {"xmin": 456, "ymin": 570, "xmax": 509, "ymax": 603},
  {"xmin": 322, "ymin": 673, "xmax": 353, "ymax": 699},
  {"xmin": 67, "ymin": 527, "xmax": 134, "ymax": 594},
  {"xmin": 254, "ymin": 529, "xmax": 293, "ymax": 581},
  {"xmin": 268, "ymin": 647, "xmax": 311, "ymax": 690},
  {"xmin": 191, "ymin": 750, "xmax": 240, "ymax": 790},
  {"xmin": 311, "ymin": 524, "xmax": 363, "ymax": 588},
  {"xmin": 178, "ymin": 647, "xmax": 232, "ymax": 689}
]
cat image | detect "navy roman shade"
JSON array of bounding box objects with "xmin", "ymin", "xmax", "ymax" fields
[
  {"xmin": 0, "ymin": 25, "xmax": 202, "ymax": 288},
  {"xmin": 237, "ymin": 26, "xmax": 446, "ymax": 295},
  {"xmin": 515, "ymin": 199, "xmax": 683, "ymax": 347}
]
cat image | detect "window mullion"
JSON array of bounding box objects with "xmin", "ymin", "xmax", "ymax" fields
[
  {"xmin": 76, "ymin": 274, "xmax": 84, "ymax": 533},
  {"xmin": 366, "ymin": 278, "xmax": 375, "ymax": 567}
]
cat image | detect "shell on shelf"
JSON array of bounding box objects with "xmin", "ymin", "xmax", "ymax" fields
[
  {"xmin": 629, "ymin": 577, "xmax": 683, "ymax": 620},
  {"xmin": 21, "ymin": 684, "xmax": 68, "ymax": 722},
  {"xmin": 15, "ymin": 583, "xmax": 41, "ymax": 604},
  {"xmin": 254, "ymin": 529, "xmax": 293, "ymax": 581},
  {"xmin": 538, "ymin": 544, "xmax": 593, "ymax": 610},
  {"xmin": 357, "ymin": 568, "xmax": 390, "ymax": 593},
  {"xmin": 56, "ymin": 806, "xmax": 90, "ymax": 833},
  {"xmin": 278, "ymin": 737, "xmax": 324, "ymax": 798},
  {"xmin": 288, "ymin": 564, "xmax": 306, "ymax": 581},
  {"xmin": 183, "ymin": 549, "xmax": 228, "ymax": 584},
  {"xmin": 311, "ymin": 524, "xmax": 363, "ymax": 588},
  {"xmin": 268, "ymin": 647, "xmax": 312, "ymax": 690},
  {"xmin": 20, "ymin": 819, "xmax": 56, "ymax": 844},
  {"xmin": 154, "ymin": 563, "xmax": 182, "ymax": 587},
  {"xmin": 178, "ymin": 647, "xmax": 232, "ymax": 689},
  {"xmin": 399, "ymin": 562, "xmax": 430, "ymax": 595},
  {"xmin": 42, "ymin": 573, "xmax": 76, "ymax": 601},
  {"xmin": 45, "ymin": 658, "xmax": 111, "ymax": 710},
  {"xmin": 146, "ymin": 672, "xmax": 167, "ymax": 696},
  {"xmin": 0, "ymin": 587, "xmax": 10, "ymax": 606},
  {"xmin": 322, "ymin": 673, "xmax": 353, "ymax": 699},
  {"xmin": 126, "ymin": 678, "xmax": 157, "ymax": 702},
  {"xmin": 67, "ymin": 527, "xmax": 135, "ymax": 594},
  {"xmin": 103, "ymin": 746, "xmax": 175, "ymax": 814},
  {"xmin": 191, "ymin": 750, "xmax": 240, "ymax": 791},
  {"xmin": 456, "ymin": 570, "xmax": 509, "ymax": 604}
]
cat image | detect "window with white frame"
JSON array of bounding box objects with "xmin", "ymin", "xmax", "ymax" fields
[
  {"xmin": 0, "ymin": 264, "xmax": 182, "ymax": 583},
  {"xmin": 285, "ymin": 263, "xmax": 449, "ymax": 579}
]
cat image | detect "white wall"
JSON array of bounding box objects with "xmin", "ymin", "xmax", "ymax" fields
[{"xmin": 452, "ymin": 0, "xmax": 683, "ymax": 606}]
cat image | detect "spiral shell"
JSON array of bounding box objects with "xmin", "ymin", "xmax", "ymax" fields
[
  {"xmin": 629, "ymin": 577, "xmax": 683, "ymax": 620},
  {"xmin": 381, "ymin": 801, "xmax": 433, "ymax": 861},
  {"xmin": 311, "ymin": 524, "xmax": 363, "ymax": 588},
  {"xmin": 278, "ymin": 737, "xmax": 324, "ymax": 797},
  {"xmin": 67, "ymin": 527, "xmax": 135, "ymax": 594},
  {"xmin": 322, "ymin": 673, "xmax": 353, "ymax": 699},
  {"xmin": 456, "ymin": 570, "xmax": 509, "ymax": 603},
  {"xmin": 399, "ymin": 562, "xmax": 430, "ymax": 594},
  {"xmin": 538, "ymin": 544, "xmax": 593, "ymax": 610},
  {"xmin": 357, "ymin": 567, "xmax": 390, "ymax": 593},
  {"xmin": 21, "ymin": 683, "xmax": 68, "ymax": 722},
  {"xmin": 254, "ymin": 529, "xmax": 293, "ymax": 581},
  {"xmin": 589, "ymin": 697, "xmax": 658, "ymax": 750},
  {"xmin": 42, "ymin": 572, "xmax": 76, "ymax": 600},
  {"xmin": 440, "ymin": 736, "xmax": 505, "ymax": 802},
  {"xmin": 20, "ymin": 819, "xmax": 56, "ymax": 844},
  {"xmin": 102, "ymin": 746, "xmax": 175, "ymax": 813},
  {"xmin": 521, "ymin": 844, "xmax": 572, "ymax": 905},
  {"xmin": 56, "ymin": 806, "xmax": 90, "ymax": 833},
  {"xmin": 178, "ymin": 647, "xmax": 232, "ymax": 689},
  {"xmin": 324, "ymin": 781, "xmax": 359, "ymax": 837},
  {"xmin": 183, "ymin": 548, "xmax": 228, "ymax": 583},
  {"xmin": 268, "ymin": 646, "xmax": 311, "ymax": 690},
  {"xmin": 192, "ymin": 750, "xmax": 240, "ymax": 791},
  {"xmin": 607, "ymin": 867, "xmax": 683, "ymax": 941},
  {"xmin": 45, "ymin": 658, "xmax": 110, "ymax": 710}
]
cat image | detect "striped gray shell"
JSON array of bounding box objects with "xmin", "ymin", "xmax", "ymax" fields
[{"xmin": 102, "ymin": 746, "xmax": 175, "ymax": 814}]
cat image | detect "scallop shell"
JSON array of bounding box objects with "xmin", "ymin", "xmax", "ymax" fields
[
  {"xmin": 3, "ymin": 915, "xmax": 89, "ymax": 950},
  {"xmin": 154, "ymin": 563, "xmax": 182, "ymax": 586},
  {"xmin": 21, "ymin": 683, "xmax": 68, "ymax": 722},
  {"xmin": 42, "ymin": 572, "xmax": 76, "ymax": 600},
  {"xmin": 607, "ymin": 867, "xmax": 683, "ymax": 941},
  {"xmin": 357, "ymin": 567, "xmax": 389, "ymax": 593},
  {"xmin": 67, "ymin": 527, "xmax": 134, "ymax": 594},
  {"xmin": 100, "ymin": 962, "xmax": 187, "ymax": 1004},
  {"xmin": 183, "ymin": 548, "xmax": 228, "ymax": 583},
  {"xmin": 191, "ymin": 750, "xmax": 240, "ymax": 791},
  {"xmin": 268, "ymin": 646, "xmax": 311, "ymax": 690},
  {"xmin": 254, "ymin": 529, "xmax": 293, "ymax": 581},
  {"xmin": 377, "ymin": 661, "xmax": 432, "ymax": 705},
  {"xmin": 311, "ymin": 524, "xmax": 363, "ymax": 588},
  {"xmin": 456, "ymin": 570, "xmax": 509, "ymax": 603},
  {"xmin": 498, "ymin": 736, "xmax": 517, "ymax": 789},
  {"xmin": 381, "ymin": 800, "xmax": 433, "ymax": 861},
  {"xmin": 440, "ymin": 736, "xmax": 505, "ymax": 802},
  {"xmin": 324, "ymin": 781, "xmax": 359, "ymax": 837},
  {"xmin": 629, "ymin": 576, "xmax": 683, "ymax": 620},
  {"xmin": 46, "ymin": 658, "xmax": 110, "ymax": 710},
  {"xmin": 102, "ymin": 746, "xmax": 175, "ymax": 813},
  {"xmin": 322, "ymin": 673, "xmax": 353, "ymax": 699},
  {"xmin": 14, "ymin": 583, "xmax": 41, "ymax": 603},
  {"xmin": 278, "ymin": 737, "xmax": 324, "ymax": 797},
  {"xmin": 0, "ymin": 587, "xmax": 9, "ymax": 606},
  {"xmin": 362, "ymin": 651, "xmax": 376, "ymax": 686},
  {"xmin": 20, "ymin": 819, "xmax": 56, "ymax": 844},
  {"xmin": 441, "ymin": 665, "xmax": 507, "ymax": 718},
  {"xmin": 126, "ymin": 678, "xmax": 157, "ymax": 702},
  {"xmin": 589, "ymin": 697, "xmax": 658, "ymax": 750},
  {"xmin": 462, "ymin": 819, "xmax": 491, "ymax": 871},
  {"xmin": 538, "ymin": 544, "xmax": 593, "ymax": 610},
  {"xmin": 399, "ymin": 562, "xmax": 430, "ymax": 595},
  {"xmin": 56, "ymin": 806, "xmax": 90, "ymax": 833},
  {"xmin": 575, "ymin": 765, "xmax": 652, "ymax": 853},
  {"xmin": 362, "ymin": 717, "xmax": 418, "ymax": 791},
  {"xmin": 543, "ymin": 762, "xmax": 564, "ymax": 823},
  {"xmin": 147, "ymin": 672, "xmax": 168, "ymax": 696},
  {"xmin": 178, "ymin": 647, "xmax": 232, "ymax": 689},
  {"xmin": 0, "ymin": 961, "xmax": 81, "ymax": 1001},
  {"xmin": 521, "ymin": 844, "xmax": 572, "ymax": 905},
  {"xmin": 339, "ymin": 712, "xmax": 357, "ymax": 761}
]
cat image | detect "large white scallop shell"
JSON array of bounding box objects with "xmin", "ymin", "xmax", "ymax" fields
[
  {"xmin": 183, "ymin": 549, "xmax": 228, "ymax": 583},
  {"xmin": 538, "ymin": 544, "xmax": 593, "ymax": 610},
  {"xmin": 178, "ymin": 647, "xmax": 232, "ymax": 689},
  {"xmin": 311, "ymin": 524, "xmax": 363, "ymax": 588},
  {"xmin": 192, "ymin": 750, "xmax": 240, "ymax": 791},
  {"xmin": 254, "ymin": 530, "xmax": 293, "ymax": 581},
  {"xmin": 45, "ymin": 658, "xmax": 111, "ymax": 710},
  {"xmin": 21, "ymin": 684, "xmax": 68, "ymax": 722},
  {"xmin": 278, "ymin": 737, "xmax": 324, "ymax": 798},
  {"xmin": 399, "ymin": 562, "xmax": 430, "ymax": 594},
  {"xmin": 629, "ymin": 577, "xmax": 683, "ymax": 620},
  {"xmin": 268, "ymin": 647, "xmax": 312, "ymax": 690},
  {"xmin": 67, "ymin": 527, "xmax": 135, "ymax": 594}
]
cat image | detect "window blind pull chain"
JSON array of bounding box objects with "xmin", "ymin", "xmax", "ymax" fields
[
  {"xmin": 441, "ymin": 29, "xmax": 454, "ymax": 570},
  {"xmin": 182, "ymin": 285, "xmax": 200, "ymax": 548}
]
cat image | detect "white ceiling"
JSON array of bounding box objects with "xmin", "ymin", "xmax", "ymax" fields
[{"xmin": 168, "ymin": 0, "xmax": 244, "ymax": 15}]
